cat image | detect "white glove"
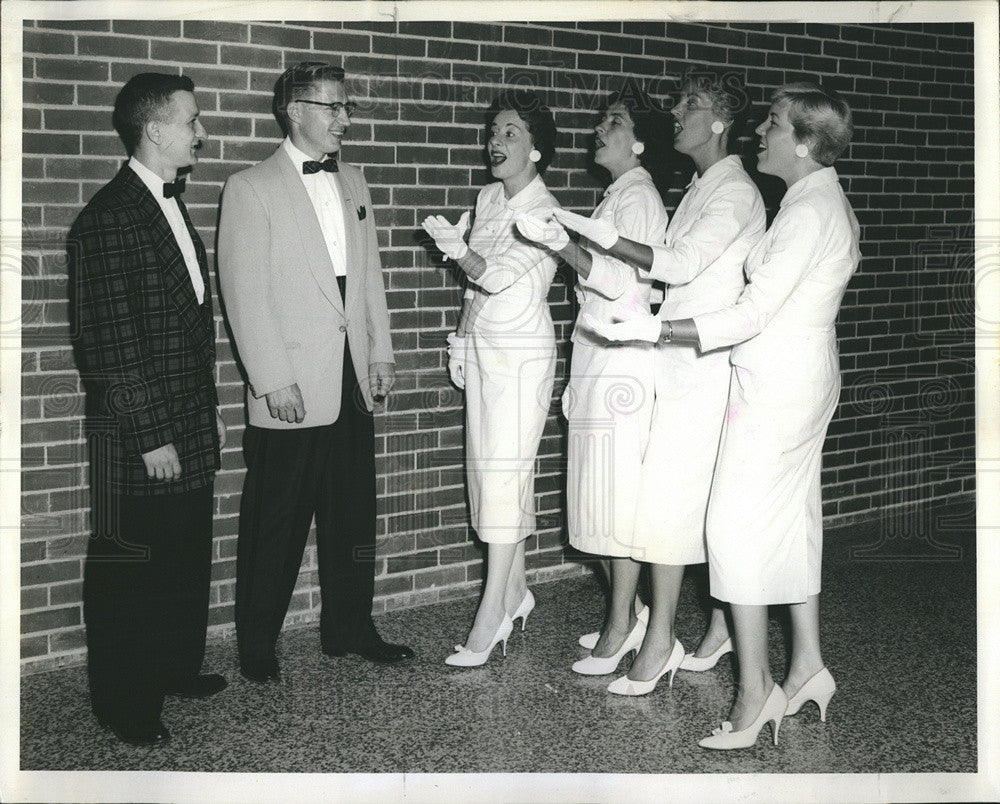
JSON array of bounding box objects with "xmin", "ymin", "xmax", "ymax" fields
[
  {"xmin": 515, "ymin": 209, "xmax": 569, "ymax": 252},
  {"xmin": 580, "ymin": 312, "xmax": 662, "ymax": 343},
  {"xmin": 552, "ymin": 208, "xmax": 620, "ymax": 250},
  {"xmin": 446, "ymin": 331, "xmax": 467, "ymax": 389},
  {"xmin": 422, "ymin": 212, "xmax": 471, "ymax": 260}
]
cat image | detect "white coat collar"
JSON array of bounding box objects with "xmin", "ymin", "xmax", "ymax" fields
[
  {"xmin": 686, "ymin": 154, "xmax": 741, "ymax": 189},
  {"xmin": 781, "ymin": 166, "xmax": 840, "ymax": 207},
  {"xmin": 603, "ymin": 165, "xmax": 652, "ymax": 198}
]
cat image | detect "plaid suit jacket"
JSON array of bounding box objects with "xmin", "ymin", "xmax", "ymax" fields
[{"xmin": 69, "ymin": 163, "xmax": 220, "ymax": 495}]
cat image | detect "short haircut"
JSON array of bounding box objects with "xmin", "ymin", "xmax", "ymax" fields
[
  {"xmin": 771, "ymin": 82, "xmax": 853, "ymax": 166},
  {"xmin": 607, "ymin": 77, "xmax": 671, "ymax": 163},
  {"xmin": 681, "ymin": 70, "xmax": 749, "ymax": 152},
  {"xmin": 488, "ymin": 90, "xmax": 558, "ymax": 173},
  {"xmin": 273, "ymin": 61, "xmax": 347, "ymax": 134},
  {"xmin": 112, "ymin": 73, "xmax": 194, "ymax": 155}
]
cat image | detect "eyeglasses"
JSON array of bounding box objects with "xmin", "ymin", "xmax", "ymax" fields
[{"xmin": 295, "ymin": 99, "xmax": 358, "ymax": 117}]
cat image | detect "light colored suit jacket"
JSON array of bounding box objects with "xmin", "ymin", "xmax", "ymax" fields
[{"xmin": 218, "ymin": 145, "xmax": 393, "ymax": 428}]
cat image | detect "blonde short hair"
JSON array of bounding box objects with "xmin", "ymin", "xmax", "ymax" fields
[{"xmin": 771, "ymin": 82, "xmax": 852, "ymax": 166}]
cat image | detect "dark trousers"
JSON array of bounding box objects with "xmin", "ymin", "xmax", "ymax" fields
[
  {"xmin": 235, "ymin": 338, "xmax": 377, "ymax": 664},
  {"xmin": 83, "ymin": 483, "xmax": 214, "ymax": 727}
]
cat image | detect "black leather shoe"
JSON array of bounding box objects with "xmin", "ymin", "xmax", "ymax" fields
[
  {"xmin": 240, "ymin": 657, "xmax": 280, "ymax": 682},
  {"xmin": 324, "ymin": 633, "xmax": 415, "ymax": 665},
  {"xmin": 164, "ymin": 673, "xmax": 227, "ymax": 698},
  {"xmin": 101, "ymin": 718, "xmax": 171, "ymax": 747}
]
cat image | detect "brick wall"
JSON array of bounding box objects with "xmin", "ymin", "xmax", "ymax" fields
[{"xmin": 20, "ymin": 19, "xmax": 976, "ymax": 672}]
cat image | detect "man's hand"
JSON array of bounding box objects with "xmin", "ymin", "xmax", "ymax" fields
[
  {"xmin": 552, "ymin": 208, "xmax": 620, "ymax": 250},
  {"xmin": 580, "ymin": 312, "xmax": 663, "ymax": 343},
  {"xmin": 446, "ymin": 331, "xmax": 467, "ymax": 390},
  {"xmin": 142, "ymin": 443, "xmax": 182, "ymax": 482},
  {"xmin": 369, "ymin": 362, "xmax": 395, "ymax": 403},
  {"xmin": 265, "ymin": 383, "xmax": 305, "ymax": 423},
  {"xmin": 216, "ymin": 408, "xmax": 227, "ymax": 448}
]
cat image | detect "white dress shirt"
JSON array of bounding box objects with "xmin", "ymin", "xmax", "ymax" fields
[
  {"xmin": 283, "ymin": 138, "xmax": 347, "ymax": 277},
  {"xmin": 128, "ymin": 156, "xmax": 204, "ymax": 304}
]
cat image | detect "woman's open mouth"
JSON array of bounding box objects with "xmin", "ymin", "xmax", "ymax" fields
[{"xmin": 489, "ymin": 151, "xmax": 507, "ymax": 166}]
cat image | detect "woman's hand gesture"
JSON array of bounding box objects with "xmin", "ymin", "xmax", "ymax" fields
[
  {"xmin": 514, "ymin": 209, "xmax": 569, "ymax": 252},
  {"xmin": 552, "ymin": 208, "xmax": 620, "ymax": 249},
  {"xmin": 422, "ymin": 212, "xmax": 471, "ymax": 260}
]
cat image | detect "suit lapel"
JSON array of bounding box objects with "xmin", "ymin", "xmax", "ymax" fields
[
  {"xmin": 333, "ymin": 170, "xmax": 359, "ymax": 317},
  {"xmin": 272, "ymin": 148, "xmax": 345, "ymax": 318},
  {"xmin": 176, "ymin": 195, "xmax": 215, "ymax": 348},
  {"xmin": 120, "ymin": 167, "xmax": 211, "ymax": 354}
]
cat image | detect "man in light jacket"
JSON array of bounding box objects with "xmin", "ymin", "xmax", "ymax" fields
[{"xmin": 218, "ymin": 62, "xmax": 413, "ymax": 682}]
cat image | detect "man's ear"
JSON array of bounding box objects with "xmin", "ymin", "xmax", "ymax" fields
[
  {"xmin": 143, "ymin": 118, "xmax": 161, "ymax": 147},
  {"xmin": 286, "ymin": 100, "xmax": 302, "ymax": 127}
]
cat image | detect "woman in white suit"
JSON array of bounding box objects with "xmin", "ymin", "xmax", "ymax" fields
[
  {"xmin": 518, "ymin": 80, "xmax": 668, "ymax": 674},
  {"xmin": 589, "ymin": 82, "xmax": 860, "ymax": 748},
  {"xmin": 528, "ymin": 74, "xmax": 766, "ymax": 690},
  {"xmin": 422, "ymin": 90, "xmax": 559, "ymax": 666}
]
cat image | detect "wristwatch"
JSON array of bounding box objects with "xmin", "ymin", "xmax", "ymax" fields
[{"xmin": 662, "ymin": 320, "xmax": 673, "ymax": 343}]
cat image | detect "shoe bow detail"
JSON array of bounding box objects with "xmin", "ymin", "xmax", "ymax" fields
[{"xmin": 712, "ymin": 722, "xmax": 734, "ymax": 736}]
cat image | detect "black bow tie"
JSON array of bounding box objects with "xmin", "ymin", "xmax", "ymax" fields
[
  {"xmin": 163, "ymin": 178, "xmax": 186, "ymax": 198},
  {"xmin": 302, "ymin": 158, "xmax": 339, "ymax": 174}
]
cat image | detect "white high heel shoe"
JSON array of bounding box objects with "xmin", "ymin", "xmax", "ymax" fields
[
  {"xmin": 509, "ymin": 590, "xmax": 535, "ymax": 632},
  {"xmin": 783, "ymin": 667, "xmax": 836, "ymax": 721},
  {"xmin": 607, "ymin": 638, "xmax": 684, "ymax": 696},
  {"xmin": 579, "ymin": 603, "xmax": 648, "ymax": 650},
  {"xmin": 698, "ymin": 684, "xmax": 787, "ymax": 750},
  {"xmin": 572, "ymin": 616, "xmax": 647, "ymax": 676},
  {"xmin": 679, "ymin": 637, "xmax": 733, "ymax": 672},
  {"xmin": 444, "ymin": 614, "xmax": 514, "ymax": 667}
]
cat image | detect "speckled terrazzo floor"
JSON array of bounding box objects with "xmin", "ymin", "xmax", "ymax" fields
[{"xmin": 20, "ymin": 502, "xmax": 976, "ymax": 774}]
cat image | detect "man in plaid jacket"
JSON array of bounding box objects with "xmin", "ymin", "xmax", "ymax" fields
[{"xmin": 69, "ymin": 73, "xmax": 226, "ymax": 747}]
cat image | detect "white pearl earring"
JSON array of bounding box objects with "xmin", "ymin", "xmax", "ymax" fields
[
  {"xmin": 631, "ymin": 141, "xmax": 645, "ymax": 156},
  {"xmin": 795, "ymin": 143, "xmax": 809, "ymax": 158},
  {"xmin": 529, "ymin": 149, "xmax": 541, "ymax": 163},
  {"xmin": 711, "ymin": 121, "xmax": 725, "ymax": 135}
]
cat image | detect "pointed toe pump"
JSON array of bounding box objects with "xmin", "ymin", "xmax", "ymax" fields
[
  {"xmin": 679, "ymin": 637, "xmax": 733, "ymax": 672},
  {"xmin": 572, "ymin": 616, "xmax": 647, "ymax": 676},
  {"xmin": 578, "ymin": 603, "xmax": 648, "ymax": 650},
  {"xmin": 607, "ymin": 638, "xmax": 685, "ymax": 696},
  {"xmin": 698, "ymin": 684, "xmax": 788, "ymax": 750},
  {"xmin": 445, "ymin": 614, "xmax": 514, "ymax": 667},
  {"xmin": 784, "ymin": 667, "xmax": 836, "ymax": 721}
]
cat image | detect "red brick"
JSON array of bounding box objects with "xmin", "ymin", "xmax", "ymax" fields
[
  {"xmin": 36, "ymin": 57, "xmax": 108, "ymax": 82},
  {"xmin": 78, "ymin": 34, "xmax": 149, "ymax": 58},
  {"xmin": 152, "ymin": 38, "xmax": 219, "ymax": 64}
]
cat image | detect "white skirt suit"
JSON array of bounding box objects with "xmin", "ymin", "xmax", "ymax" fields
[
  {"xmin": 588, "ymin": 156, "xmax": 766, "ymax": 565},
  {"xmin": 694, "ymin": 167, "xmax": 861, "ymax": 605},
  {"xmin": 463, "ymin": 176, "xmax": 559, "ymax": 544},
  {"xmin": 563, "ymin": 166, "xmax": 668, "ymax": 558}
]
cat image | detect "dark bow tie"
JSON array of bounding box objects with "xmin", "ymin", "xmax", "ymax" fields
[
  {"xmin": 302, "ymin": 158, "xmax": 339, "ymax": 174},
  {"xmin": 163, "ymin": 178, "xmax": 186, "ymax": 198}
]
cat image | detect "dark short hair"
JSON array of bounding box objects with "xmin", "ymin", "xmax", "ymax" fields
[
  {"xmin": 488, "ymin": 90, "xmax": 558, "ymax": 172},
  {"xmin": 681, "ymin": 70, "xmax": 749, "ymax": 152},
  {"xmin": 112, "ymin": 73, "xmax": 194, "ymax": 155},
  {"xmin": 273, "ymin": 61, "xmax": 346, "ymax": 134},
  {"xmin": 771, "ymin": 82, "xmax": 853, "ymax": 166},
  {"xmin": 607, "ymin": 77, "xmax": 671, "ymax": 164}
]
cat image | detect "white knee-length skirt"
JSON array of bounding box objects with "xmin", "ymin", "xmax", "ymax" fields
[
  {"xmin": 564, "ymin": 340, "xmax": 654, "ymax": 558},
  {"xmin": 706, "ymin": 363, "xmax": 839, "ymax": 605},
  {"xmin": 464, "ymin": 331, "xmax": 556, "ymax": 544},
  {"xmin": 627, "ymin": 343, "xmax": 732, "ymax": 565}
]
